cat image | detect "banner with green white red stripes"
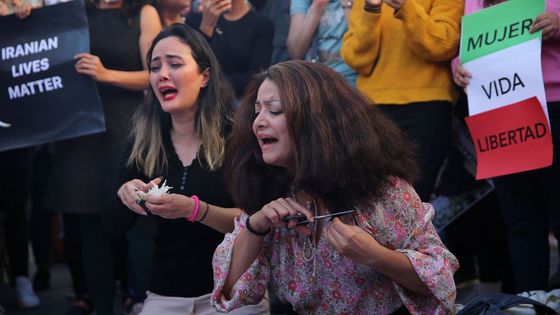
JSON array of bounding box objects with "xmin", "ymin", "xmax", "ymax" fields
[{"xmin": 460, "ymin": 0, "xmax": 552, "ymax": 179}]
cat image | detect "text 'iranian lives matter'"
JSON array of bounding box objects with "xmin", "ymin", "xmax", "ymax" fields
[{"xmin": 2, "ymin": 36, "xmax": 64, "ymax": 100}]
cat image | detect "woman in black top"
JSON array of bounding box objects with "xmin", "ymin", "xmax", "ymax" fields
[
  {"xmin": 187, "ymin": 0, "xmax": 273, "ymax": 98},
  {"xmin": 45, "ymin": 0, "xmax": 161, "ymax": 313},
  {"xmin": 114, "ymin": 24, "xmax": 269, "ymax": 314}
]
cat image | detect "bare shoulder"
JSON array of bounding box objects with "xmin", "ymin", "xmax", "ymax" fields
[
  {"xmin": 139, "ymin": 4, "xmax": 162, "ymax": 36},
  {"xmin": 140, "ymin": 3, "xmax": 160, "ymax": 22}
]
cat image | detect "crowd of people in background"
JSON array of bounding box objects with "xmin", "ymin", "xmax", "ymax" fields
[{"xmin": 0, "ymin": 0, "xmax": 558, "ymax": 314}]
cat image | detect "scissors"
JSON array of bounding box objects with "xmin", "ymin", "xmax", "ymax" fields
[{"xmin": 283, "ymin": 210, "xmax": 356, "ymax": 226}]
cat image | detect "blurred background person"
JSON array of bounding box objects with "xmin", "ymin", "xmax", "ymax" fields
[
  {"xmin": 253, "ymin": 0, "xmax": 291, "ymax": 65},
  {"xmin": 341, "ymin": 0, "xmax": 463, "ymax": 202},
  {"xmin": 0, "ymin": 148, "xmax": 39, "ymax": 310},
  {"xmin": 452, "ymin": 0, "xmax": 560, "ymax": 293},
  {"xmin": 287, "ymin": 0, "xmax": 357, "ymax": 84},
  {"xmin": 186, "ymin": 0, "xmax": 273, "ymax": 99},
  {"xmin": 0, "ymin": 1, "xmax": 44, "ymax": 311},
  {"xmin": 44, "ymin": 0, "xmax": 161, "ymax": 314}
]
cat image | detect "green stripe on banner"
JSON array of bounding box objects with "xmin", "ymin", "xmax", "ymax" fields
[{"xmin": 460, "ymin": 0, "xmax": 545, "ymax": 64}]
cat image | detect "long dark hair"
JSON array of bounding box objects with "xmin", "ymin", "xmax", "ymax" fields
[
  {"xmin": 128, "ymin": 23, "xmax": 234, "ymax": 177},
  {"xmin": 227, "ymin": 61, "xmax": 417, "ymax": 214}
]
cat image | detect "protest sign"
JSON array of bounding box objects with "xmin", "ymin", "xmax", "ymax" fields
[
  {"xmin": 464, "ymin": 40, "xmax": 547, "ymax": 117},
  {"xmin": 460, "ymin": 0, "xmax": 544, "ymax": 64},
  {"xmin": 0, "ymin": 0, "xmax": 105, "ymax": 152},
  {"xmin": 465, "ymin": 97, "xmax": 552, "ymax": 179},
  {"xmin": 459, "ymin": 0, "xmax": 551, "ymax": 179}
]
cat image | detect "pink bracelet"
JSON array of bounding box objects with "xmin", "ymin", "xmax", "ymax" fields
[{"xmin": 187, "ymin": 195, "xmax": 200, "ymax": 222}]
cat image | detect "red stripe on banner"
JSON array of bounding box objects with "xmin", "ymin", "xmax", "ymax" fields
[{"xmin": 465, "ymin": 96, "xmax": 553, "ymax": 179}]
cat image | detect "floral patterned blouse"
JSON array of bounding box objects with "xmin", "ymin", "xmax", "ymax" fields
[{"xmin": 211, "ymin": 178, "xmax": 459, "ymax": 314}]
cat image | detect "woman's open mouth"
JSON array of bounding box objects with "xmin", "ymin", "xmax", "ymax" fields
[{"xmin": 159, "ymin": 86, "xmax": 178, "ymax": 101}]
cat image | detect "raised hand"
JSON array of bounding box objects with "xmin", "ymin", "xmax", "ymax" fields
[
  {"xmin": 0, "ymin": 1, "xmax": 8, "ymax": 16},
  {"xmin": 74, "ymin": 53, "xmax": 109, "ymax": 82},
  {"xmin": 324, "ymin": 217, "xmax": 382, "ymax": 266},
  {"xmin": 199, "ymin": 0, "xmax": 232, "ymax": 37},
  {"xmin": 453, "ymin": 64, "xmax": 472, "ymax": 88},
  {"xmin": 249, "ymin": 198, "xmax": 315, "ymax": 236},
  {"xmin": 145, "ymin": 193, "xmax": 197, "ymax": 219},
  {"xmin": 530, "ymin": 12, "xmax": 559, "ymax": 41}
]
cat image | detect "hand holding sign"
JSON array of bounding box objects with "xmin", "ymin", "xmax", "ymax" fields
[
  {"xmin": 530, "ymin": 12, "xmax": 559, "ymax": 40},
  {"xmin": 459, "ymin": 0, "xmax": 551, "ymax": 179},
  {"xmin": 13, "ymin": 2, "xmax": 32, "ymax": 19},
  {"xmin": 0, "ymin": 1, "xmax": 8, "ymax": 16},
  {"xmin": 453, "ymin": 64, "xmax": 472, "ymax": 89},
  {"xmin": 74, "ymin": 53, "xmax": 109, "ymax": 83},
  {"xmin": 0, "ymin": 0, "xmax": 105, "ymax": 152}
]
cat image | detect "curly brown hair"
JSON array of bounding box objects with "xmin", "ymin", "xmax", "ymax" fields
[{"xmin": 227, "ymin": 61, "xmax": 418, "ymax": 214}]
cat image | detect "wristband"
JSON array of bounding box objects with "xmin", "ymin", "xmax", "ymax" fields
[
  {"xmin": 245, "ymin": 216, "xmax": 270, "ymax": 236},
  {"xmin": 196, "ymin": 202, "xmax": 210, "ymax": 223},
  {"xmin": 187, "ymin": 195, "xmax": 200, "ymax": 222}
]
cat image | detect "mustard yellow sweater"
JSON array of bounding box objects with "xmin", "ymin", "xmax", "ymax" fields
[{"xmin": 341, "ymin": 0, "xmax": 463, "ymax": 105}]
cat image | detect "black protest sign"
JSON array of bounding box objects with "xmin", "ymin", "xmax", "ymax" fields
[{"xmin": 0, "ymin": 0, "xmax": 105, "ymax": 152}]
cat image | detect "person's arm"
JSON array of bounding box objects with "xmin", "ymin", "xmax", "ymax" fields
[
  {"xmin": 74, "ymin": 5, "xmax": 161, "ymax": 90},
  {"xmin": 222, "ymin": 197, "xmax": 313, "ymax": 297},
  {"xmin": 211, "ymin": 213, "xmax": 270, "ymax": 312},
  {"xmin": 340, "ymin": 0, "xmax": 383, "ymax": 76},
  {"xmin": 0, "ymin": 0, "xmax": 9, "ymax": 16},
  {"xmin": 451, "ymin": 0, "xmax": 481, "ymax": 88},
  {"xmin": 326, "ymin": 178, "xmax": 459, "ymax": 313},
  {"xmin": 325, "ymin": 217, "xmax": 428, "ymax": 293},
  {"xmin": 145, "ymin": 193, "xmax": 240, "ymax": 234},
  {"xmin": 198, "ymin": 0, "xmax": 232, "ymax": 37},
  {"xmin": 341, "ymin": 0, "xmax": 354, "ymax": 20},
  {"xmin": 221, "ymin": 216, "xmax": 266, "ymax": 296},
  {"xmin": 74, "ymin": 53, "xmax": 150, "ymax": 90},
  {"xmin": 394, "ymin": 0, "xmax": 464, "ymax": 62},
  {"xmin": 286, "ymin": 0, "xmax": 327, "ymax": 60},
  {"xmin": 139, "ymin": 4, "xmax": 162, "ymax": 70}
]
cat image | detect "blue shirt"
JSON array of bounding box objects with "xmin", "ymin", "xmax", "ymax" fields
[{"xmin": 291, "ymin": 0, "xmax": 357, "ymax": 85}]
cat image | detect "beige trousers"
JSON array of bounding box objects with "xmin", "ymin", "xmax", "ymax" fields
[{"xmin": 139, "ymin": 291, "xmax": 270, "ymax": 315}]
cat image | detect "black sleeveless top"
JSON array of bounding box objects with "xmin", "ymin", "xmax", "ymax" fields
[
  {"xmin": 108, "ymin": 131, "xmax": 235, "ymax": 297},
  {"xmin": 45, "ymin": 7, "xmax": 146, "ymax": 214}
]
